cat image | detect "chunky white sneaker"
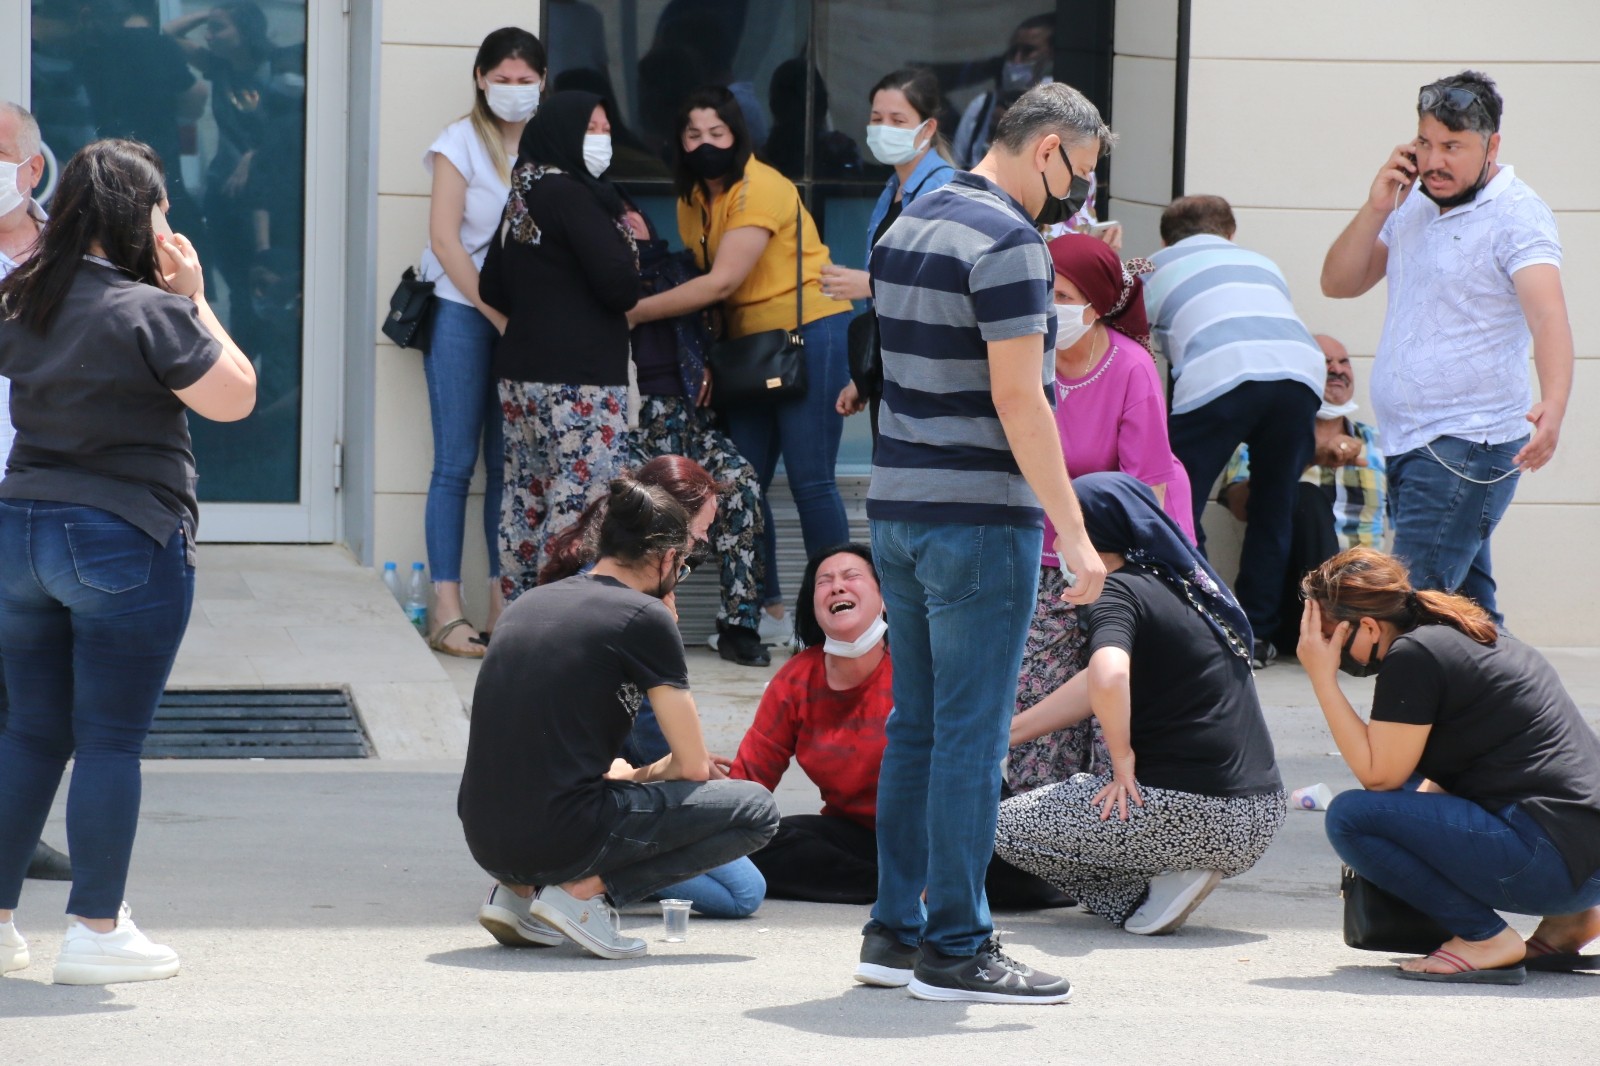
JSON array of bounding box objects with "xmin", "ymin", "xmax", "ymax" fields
[
  {"xmin": 1123, "ymin": 869, "xmax": 1224, "ymax": 936},
  {"xmin": 477, "ymin": 883, "xmax": 564, "ymax": 947},
  {"xmin": 528, "ymin": 885, "xmax": 646, "ymax": 960},
  {"xmin": 1, "ymin": 919, "xmax": 30, "ymax": 975},
  {"xmin": 53, "ymin": 904, "xmax": 180, "ymax": 985}
]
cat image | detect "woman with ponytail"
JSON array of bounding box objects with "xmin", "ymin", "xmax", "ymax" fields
[
  {"xmin": 1300, "ymin": 547, "xmax": 1600, "ymax": 985},
  {"xmin": 459, "ymin": 476, "xmax": 778, "ymax": 960}
]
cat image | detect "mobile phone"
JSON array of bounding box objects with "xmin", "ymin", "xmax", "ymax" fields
[
  {"xmin": 150, "ymin": 203, "xmax": 175, "ymax": 243},
  {"xmin": 1087, "ymin": 219, "xmax": 1120, "ymax": 235}
]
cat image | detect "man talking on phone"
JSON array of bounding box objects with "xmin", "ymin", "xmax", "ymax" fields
[{"xmin": 1320, "ymin": 71, "xmax": 1573, "ymax": 626}]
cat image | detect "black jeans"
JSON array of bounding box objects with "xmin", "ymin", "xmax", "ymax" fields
[
  {"xmin": 1169, "ymin": 379, "xmax": 1320, "ymax": 639},
  {"xmin": 1267, "ymin": 481, "xmax": 1341, "ymax": 654},
  {"xmin": 750, "ymin": 813, "xmax": 1071, "ymax": 910}
]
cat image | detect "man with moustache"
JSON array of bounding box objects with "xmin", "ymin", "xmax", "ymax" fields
[{"xmin": 1320, "ymin": 71, "xmax": 1573, "ymax": 625}]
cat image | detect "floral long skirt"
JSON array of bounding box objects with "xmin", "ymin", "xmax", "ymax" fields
[
  {"xmin": 628, "ymin": 395, "xmax": 764, "ymax": 633},
  {"xmin": 497, "ymin": 380, "xmax": 627, "ymax": 601}
]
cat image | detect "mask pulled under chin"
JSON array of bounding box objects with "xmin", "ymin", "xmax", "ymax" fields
[
  {"xmin": 1316, "ymin": 399, "xmax": 1359, "ymax": 422},
  {"xmin": 823, "ymin": 614, "xmax": 888, "ymax": 659},
  {"xmin": 1419, "ymin": 156, "xmax": 1491, "ymax": 211}
]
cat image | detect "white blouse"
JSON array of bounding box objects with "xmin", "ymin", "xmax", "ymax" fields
[{"xmin": 419, "ymin": 117, "xmax": 511, "ymax": 307}]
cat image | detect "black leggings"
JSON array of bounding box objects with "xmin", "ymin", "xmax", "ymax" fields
[{"xmin": 748, "ymin": 813, "xmax": 1072, "ymax": 910}]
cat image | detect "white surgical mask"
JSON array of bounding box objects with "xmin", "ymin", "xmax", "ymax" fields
[
  {"xmin": 1053, "ymin": 303, "xmax": 1093, "ymax": 350},
  {"xmin": 485, "ymin": 83, "xmax": 540, "ymax": 123},
  {"xmin": 0, "ymin": 157, "xmax": 32, "ymax": 218},
  {"xmin": 865, "ymin": 120, "xmax": 930, "ymax": 166},
  {"xmin": 1317, "ymin": 399, "xmax": 1360, "ymax": 421},
  {"xmin": 823, "ymin": 614, "xmax": 888, "ymax": 659},
  {"xmin": 582, "ymin": 133, "xmax": 613, "ymax": 178}
]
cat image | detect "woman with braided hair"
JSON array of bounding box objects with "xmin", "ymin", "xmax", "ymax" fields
[{"xmin": 1300, "ymin": 547, "xmax": 1600, "ymax": 985}]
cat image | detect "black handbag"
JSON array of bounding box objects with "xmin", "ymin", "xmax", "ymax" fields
[
  {"xmin": 1340, "ymin": 865, "xmax": 1452, "ymax": 954},
  {"xmin": 381, "ymin": 266, "xmax": 436, "ymax": 350},
  {"xmin": 705, "ymin": 201, "xmax": 807, "ymax": 407},
  {"xmin": 847, "ymin": 308, "xmax": 881, "ymax": 400}
]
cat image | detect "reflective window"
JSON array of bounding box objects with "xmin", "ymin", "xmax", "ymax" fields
[{"xmin": 30, "ymin": 0, "xmax": 308, "ymax": 503}]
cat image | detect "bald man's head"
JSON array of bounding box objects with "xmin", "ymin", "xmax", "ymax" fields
[{"xmin": 1316, "ymin": 334, "xmax": 1353, "ymax": 405}]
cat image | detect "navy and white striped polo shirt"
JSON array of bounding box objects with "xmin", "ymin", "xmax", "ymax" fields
[{"xmin": 866, "ymin": 172, "xmax": 1055, "ymax": 528}]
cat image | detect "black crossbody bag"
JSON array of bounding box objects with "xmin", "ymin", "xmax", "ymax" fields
[
  {"xmin": 381, "ymin": 266, "xmax": 436, "ymax": 350},
  {"xmin": 705, "ymin": 200, "xmax": 808, "ymax": 407}
]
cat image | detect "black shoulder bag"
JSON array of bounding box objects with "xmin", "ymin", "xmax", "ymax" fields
[
  {"xmin": 381, "ymin": 266, "xmax": 436, "ymax": 350},
  {"xmin": 705, "ymin": 200, "xmax": 808, "ymax": 407},
  {"xmin": 1340, "ymin": 864, "xmax": 1452, "ymax": 954}
]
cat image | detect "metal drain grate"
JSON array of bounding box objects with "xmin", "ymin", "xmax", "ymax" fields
[{"xmin": 146, "ymin": 690, "xmax": 369, "ymax": 759}]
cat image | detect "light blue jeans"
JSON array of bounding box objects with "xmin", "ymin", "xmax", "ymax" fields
[
  {"xmin": 648, "ymin": 856, "xmax": 767, "ymax": 918},
  {"xmin": 1387, "ymin": 434, "xmax": 1524, "ymax": 625},
  {"xmin": 866, "ymin": 519, "xmax": 1042, "ymax": 956},
  {"xmin": 423, "ymin": 298, "xmax": 504, "ymax": 582}
]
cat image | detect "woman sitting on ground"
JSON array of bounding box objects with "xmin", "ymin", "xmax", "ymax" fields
[
  {"xmin": 1300, "ymin": 548, "xmax": 1600, "ymax": 985},
  {"xmin": 458, "ymin": 477, "xmax": 779, "ymax": 960},
  {"xmin": 724, "ymin": 544, "xmax": 1066, "ymax": 913},
  {"xmin": 996, "ymin": 473, "xmax": 1285, "ymax": 936}
]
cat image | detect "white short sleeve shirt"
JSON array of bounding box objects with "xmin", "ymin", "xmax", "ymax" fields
[
  {"xmin": 418, "ymin": 117, "xmax": 511, "ymax": 307},
  {"xmin": 0, "ymin": 198, "xmax": 49, "ymax": 466},
  {"xmin": 1372, "ymin": 165, "xmax": 1561, "ymax": 458}
]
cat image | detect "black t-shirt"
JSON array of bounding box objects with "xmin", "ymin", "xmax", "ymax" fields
[
  {"xmin": 0, "ymin": 262, "xmax": 221, "ymax": 560},
  {"xmin": 1373, "ymin": 625, "xmax": 1600, "ymax": 885},
  {"xmin": 1083, "ymin": 568, "xmax": 1282, "ymax": 798},
  {"xmin": 458, "ymin": 573, "xmax": 690, "ymax": 876}
]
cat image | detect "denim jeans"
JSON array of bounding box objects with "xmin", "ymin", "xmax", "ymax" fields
[
  {"xmin": 1387, "ymin": 435, "xmax": 1524, "ymax": 624},
  {"xmin": 1168, "ymin": 379, "xmax": 1320, "ymax": 639},
  {"xmin": 423, "ymin": 298, "xmax": 504, "ymax": 582},
  {"xmin": 649, "ymin": 856, "xmax": 767, "ymax": 918},
  {"xmin": 0, "ymin": 501, "xmax": 195, "ymax": 917},
  {"xmin": 491, "ymin": 779, "xmax": 778, "ymax": 906},
  {"xmin": 720, "ymin": 311, "xmax": 852, "ymax": 606},
  {"xmin": 1326, "ymin": 787, "xmax": 1600, "ymax": 941},
  {"xmin": 867, "ymin": 519, "xmax": 1042, "ymax": 956}
]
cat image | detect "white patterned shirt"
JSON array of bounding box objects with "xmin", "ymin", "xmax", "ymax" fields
[{"xmin": 0, "ymin": 198, "xmax": 48, "ymax": 466}]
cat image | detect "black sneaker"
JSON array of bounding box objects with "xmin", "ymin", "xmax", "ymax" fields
[
  {"xmin": 1251, "ymin": 641, "xmax": 1278, "ymax": 671},
  {"xmin": 909, "ymin": 936, "xmax": 1072, "ymax": 1004},
  {"xmin": 717, "ymin": 623, "xmax": 771, "ymax": 667},
  {"xmin": 854, "ymin": 927, "xmax": 920, "ymax": 987}
]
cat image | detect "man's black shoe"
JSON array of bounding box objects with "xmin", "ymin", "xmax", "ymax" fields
[
  {"xmin": 854, "ymin": 926, "xmax": 920, "ymax": 987},
  {"xmin": 717, "ymin": 624, "xmax": 771, "ymax": 667},
  {"xmin": 909, "ymin": 936, "xmax": 1071, "ymax": 1004},
  {"xmin": 26, "ymin": 840, "xmax": 71, "ymax": 881}
]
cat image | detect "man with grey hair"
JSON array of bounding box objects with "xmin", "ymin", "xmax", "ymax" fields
[
  {"xmin": 855, "ymin": 81, "xmax": 1107, "ymax": 1004},
  {"xmin": 1321, "ymin": 70, "xmax": 1573, "ymax": 628},
  {"xmin": 0, "ymin": 100, "xmax": 71, "ymax": 884}
]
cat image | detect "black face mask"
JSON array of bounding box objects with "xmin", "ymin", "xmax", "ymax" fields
[
  {"xmin": 1419, "ymin": 153, "xmax": 1491, "ymax": 211},
  {"xmin": 1034, "ymin": 149, "xmax": 1090, "ymax": 227},
  {"xmin": 685, "ymin": 142, "xmax": 737, "ymax": 181},
  {"xmin": 1338, "ymin": 625, "xmax": 1382, "ymax": 678}
]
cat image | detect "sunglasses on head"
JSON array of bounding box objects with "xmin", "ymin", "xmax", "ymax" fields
[{"xmin": 1418, "ymin": 84, "xmax": 1482, "ymax": 114}]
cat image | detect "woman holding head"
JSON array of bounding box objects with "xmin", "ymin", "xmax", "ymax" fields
[
  {"xmin": 417, "ymin": 26, "xmax": 546, "ymax": 657},
  {"xmin": 996, "ymin": 473, "xmax": 1284, "ymax": 937},
  {"xmin": 480, "ymin": 89, "xmax": 640, "ymax": 600},
  {"xmin": 825, "ymin": 67, "xmax": 957, "ymax": 433},
  {"xmin": 1004, "ymin": 234, "xmax": 1193, "ymax": 794},
  {"xmin": 1300, "ymin": 548, "xmax": 1600, "ymax": 985},
  {"xmin": 627, "ymin": 86, "xmax": 852, "ymax": 642},
  {"xmin": 0, "ymin": 139, "xmax": 257, "ymax": 983},
  {"xmin": 460, "ymin": 476, "xmax": 779, "ymax": 960}
]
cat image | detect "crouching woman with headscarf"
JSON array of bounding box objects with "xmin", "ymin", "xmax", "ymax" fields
[{"xmin": 994, "ymin": 473, "xmax": 1286, "ymax": 936}]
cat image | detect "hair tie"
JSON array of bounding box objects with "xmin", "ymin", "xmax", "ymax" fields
[{"xmin": 1404, "ymin": 590, "xmax": 1422, "ymax": 615}]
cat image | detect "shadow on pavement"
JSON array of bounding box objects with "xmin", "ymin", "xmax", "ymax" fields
[
  {"xmin": 0, "ymin": 981, "xmax": 135, "ymax": 1016},
  {"xmin": 425, "ymin": 945, "xmax": 756, "ymax": 972},
  {"xmin": 745, "ymin": 988, "xmax": 1038, "ymax": 1038},
  {"xmin": 1253, "ymin": 964, "xmax": 1600, "ymax": 998}
]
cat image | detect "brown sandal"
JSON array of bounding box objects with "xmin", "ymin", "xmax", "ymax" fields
[{"xmin": 429, "ymin": 617, "xmax": 486, "ymax": 659}]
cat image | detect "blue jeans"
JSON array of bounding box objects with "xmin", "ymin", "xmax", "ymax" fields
[
  {"xmin": 1388, "ymin": 435, "xmax": 1524, "ymax": 624},
  {"xmin": 867, "ymin": 519, "xmax": 1042, "ymax": 956},
  {"xmin": 0, "ymin": 502, "xmax": 195, "ymax": 917},
  {"xmin": 721, "ymin": 312, "xmax": 851, "ymax": 606},
  {"xmin": 1168, "ymin": 379, "xmax": 1320, "ymax": 639},
  {"xmin": 649, "ymin": 856, "xmax": 767, "ymax": 918},
  {"xmin": 1327, "ymin": 788, "xmax": 1600, "ymax": 941},
  {"xmin": 423, "ymin": 298, "xmax": 504, "ymax": 582}
]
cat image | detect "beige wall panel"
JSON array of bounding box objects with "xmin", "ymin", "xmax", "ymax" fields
[
  {"xmin": 1551, "ymin": 211, "xmax": 1600, "ymax": 355},
  {"xmin": 1115, "ymin": 0, "xmax": 1180, "ymax": 60},
  {"xmin": 378, "ymin": 45, "xmax": 480, "ymax": 197},
  {"xmin": 1109, "ymin": 56, "xmax": 1175, "ymax": 207},
  {"xmin": 373, "ymin": 351, "xmax": 433, "ymax": 496},
  {"xmin": 1107, "ymin": 198, "xmax": 1166, "ymax": 263},
  {"xmin": 372, "ymin": 492, "xmax": 497, "ymax": 629},
  {"xmin": 1226, "ymin": 207, "xmax": 1389, "ymax": 351},
  {"xmin": 384, "ymin": 1, "xmax": 542, "ymax": 47},
  {"xmin": 1191, "ymin": 1, "xmax": 1600, "ymax": 63},
  {"xmin": 1491, "ymin": 506, "xmax": 1600, "ymax": 646},
  {"xmin": 1184, "ymin": 59, "xmax": 1600, "ymax": 211},
  {"xmin": 374, "ymin": 194, "xmax": 432, "ymax": 334}
]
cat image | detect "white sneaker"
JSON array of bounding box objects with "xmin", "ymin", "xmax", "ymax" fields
[
  {"xmin": 759, "ymin": 611, "xmax": 794, "ymax": 647},
  {"xmin": 477, "ymin": 883, "xmax": 564, "ymax": 947},
  {"xmin": 1123, "ymin": 869, "xmax": 1223, "ymax": 936},
  {"xmin": 1, "ymin": 919, "xmax": 29, "ymax": 975},
  {"xmin": 53, "ymin": 904, "xmax": 180, "ymax": 985},
  {"xmin": 528, "ymin": 885, "xmax": 646, "ymax": 960}
]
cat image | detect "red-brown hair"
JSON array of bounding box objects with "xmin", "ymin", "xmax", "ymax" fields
[
  {"xmin": 1300, "ymin": 546, "xmax": 1497, "ymax": 645},
  {"xmin": 538, "ymin": 455, "xmax": 726, "ymax": 585}
]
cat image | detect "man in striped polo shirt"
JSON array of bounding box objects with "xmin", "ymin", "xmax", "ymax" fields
[
  {"xmin": 1143, "ymin": 195, "xmax": 1324, "ymax": 668},
  {"xmin": 854, "ymin": 83, "xmax": 1107, "ymax": 1005}
]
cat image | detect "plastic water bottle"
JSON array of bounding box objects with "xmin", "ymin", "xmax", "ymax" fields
[
  {"xmin": 381, "ymin": 561, "xmax": 401, "ymax": 604},
  {"xmin": 404, "ymin": 562, "xmax": 429, "ymax": 635}
]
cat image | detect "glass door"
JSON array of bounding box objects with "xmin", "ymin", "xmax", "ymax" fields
[{"xmin": 22, "ymin": 0, "xmax": 344, "ymax": 541}]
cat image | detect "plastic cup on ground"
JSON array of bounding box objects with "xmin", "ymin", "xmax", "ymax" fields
[
  {"xmin": 660, "ymin": 899, "xmax": 691, "ymax": 942},
  {"xmin": 1290, "ymin": 783, "xmax": 1334, "ymax": 811}
]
